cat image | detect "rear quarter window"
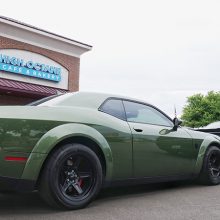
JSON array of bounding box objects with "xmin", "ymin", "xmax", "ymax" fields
[{"xmin": 99, "ymin": 99, "xmax": 126, "ymax": 120}]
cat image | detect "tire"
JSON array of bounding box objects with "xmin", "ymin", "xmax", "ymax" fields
[
  {"xmin": 39, "ymin": 143, "xmax": 103, "ymax": 210},
  {"xmin": 198, "ymin": 146, "xmax": 220, "ymax": 185}
]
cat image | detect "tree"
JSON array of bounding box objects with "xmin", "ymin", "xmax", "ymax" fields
[{"xmin": 181, "ymin": 91, "xmax": 220, "ymax": 128}]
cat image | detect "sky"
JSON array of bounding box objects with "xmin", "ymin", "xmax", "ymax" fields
[{"xmin": 1, "ymin": 0, "xmax": 220, "ymax": 117}]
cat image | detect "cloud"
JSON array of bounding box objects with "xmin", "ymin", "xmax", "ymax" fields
[{"xmin": 1, "ymin": 0, "xmax": 220, "ymax": 116}]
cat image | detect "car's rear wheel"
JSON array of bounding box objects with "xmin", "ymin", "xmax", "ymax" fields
[
  {"xmin": 198, "ymin": 146, "xmax": 220, "ymax": 185},
  {"xmin": 39, "ymin": 143, "xmax": 103, "ymax": 210}
]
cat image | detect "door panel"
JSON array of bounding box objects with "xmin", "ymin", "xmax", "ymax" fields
[
  {"xmin": 129, "ymin": 122, "xmax": 197, "ymax": 177},
  {"xmin": 98, "ymin": 98, "xmax": 133, "ymax": 180}
]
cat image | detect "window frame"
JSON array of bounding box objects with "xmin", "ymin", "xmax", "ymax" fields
[
  {"xmin": 123, "ymin": 99, "xmax": 173, "ymax": 127},
  {"xmin": 99, "ymin": 97, "xmax": 174, "ymax": 127},
  {"xmin": 98, "ymin": 97, "xmax": 127, "ymax": 121}
]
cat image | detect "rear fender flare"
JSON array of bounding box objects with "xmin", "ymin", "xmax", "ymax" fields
[
  {"xmin": 194, "ymin": 135, "xmax": 220, "ymax": 174},
  {"xmin": 21, "ymin": 123, "xmax": 113, "ymax": 181}
]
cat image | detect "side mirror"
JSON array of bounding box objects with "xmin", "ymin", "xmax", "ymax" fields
[{"xmin": 173, "ymin": 117, "xmax": 182, "ymax": 131}]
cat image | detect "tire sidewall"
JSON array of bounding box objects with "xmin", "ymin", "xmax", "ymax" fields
[
  {"xmin": 46, "ymin": 144, "xmax": 103, "ymax": 209},
  {"xmin": 202, "ymin": 146, "xmax": 220, "ymax": 185}
]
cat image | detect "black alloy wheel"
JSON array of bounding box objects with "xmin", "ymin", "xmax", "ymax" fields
[
  {"xmin": 208, "ymin": 151, "xmax": 220, "ymax": 178},
  {"xmin": 39, "ymin": 144, "xmax": 103, "ymax": 210},
  {"xmin": 59, "ymin": 154, "xmax": 95, "ymax": 199},
  {"xmin": 199, "ymin": 146, "xmax": 220, "ymax": 185}
]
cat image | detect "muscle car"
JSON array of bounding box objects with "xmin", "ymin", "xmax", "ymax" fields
[{"xmin": 0, "ymin": 92, "xmax": 220, "ymax": 209}]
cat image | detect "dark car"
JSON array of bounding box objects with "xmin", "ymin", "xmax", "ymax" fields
[{"xmin": 197, "ymin": 121, "xmax": 220, "ymax": 137}]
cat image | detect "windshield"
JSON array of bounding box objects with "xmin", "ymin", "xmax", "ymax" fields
[{"xmin": 27, "ymin": 94, "xmax": 64, "ymax": 106}]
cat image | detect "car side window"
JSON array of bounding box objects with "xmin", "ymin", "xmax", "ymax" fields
[
  {"xmin": 123, "ymin": 101, "xmax": 173, "ymax": 127},
  {"xmin": 100, "ymin": 99, "xmax": 126, "ymax": 120}
]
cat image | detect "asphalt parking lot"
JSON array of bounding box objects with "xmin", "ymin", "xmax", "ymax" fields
[{"xmin": 0, "ymin": 182, "xmax": 220, "ymax": 220}]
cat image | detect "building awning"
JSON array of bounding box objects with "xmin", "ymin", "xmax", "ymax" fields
[{"xmin": 0, "ymin": 78, "xmax": 68, "ymax": 97}]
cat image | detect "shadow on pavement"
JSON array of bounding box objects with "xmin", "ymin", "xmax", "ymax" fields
[
  {"xmin": 0, "ymin": 181, "xmax": 197, "ymax": 215},
  {"xmin": 97, "ymin": 180, "xmax": 194, "ymax": 201}
]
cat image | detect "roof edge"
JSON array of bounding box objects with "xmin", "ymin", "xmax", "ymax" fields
[{"xmin": 0, "ymin": 15, "xmax": 92, "ymax": 50}]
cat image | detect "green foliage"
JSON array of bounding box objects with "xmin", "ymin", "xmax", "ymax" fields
[{"xmin": 181, "ymin": 91, "xmax": 220, "ymax": 128}]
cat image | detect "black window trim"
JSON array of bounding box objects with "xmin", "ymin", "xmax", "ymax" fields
[
  {"xmin": 122, "ymin": 99, "xmax": 173, "ymax": 127},
  {"xmin": 99, "ymin": 97, "xmax": 174, "ymax": 127}
]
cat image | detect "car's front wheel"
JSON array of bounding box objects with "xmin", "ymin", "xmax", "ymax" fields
[
  {"xmin": 39, "ymin": 143, "xmax": 103, "ymax": 210},
  {"xmin": 199, "ymin": 146, "xmax": 220, "ymax": 185}
]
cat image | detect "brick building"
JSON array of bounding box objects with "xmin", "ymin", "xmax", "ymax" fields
[{"xmin": 0, "ymin": 16, "xmax": 92, "ymax": 105}]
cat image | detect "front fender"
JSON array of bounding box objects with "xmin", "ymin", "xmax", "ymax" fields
[
  {"xmin": 194, "ymin": 135, "xmax": 220, "ymax": 175},
  {"xmin": 21, "ymin": 123, "xmax": 113, "ymax": 181}
]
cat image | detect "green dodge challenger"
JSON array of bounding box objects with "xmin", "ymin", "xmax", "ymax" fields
[{"xmin": 0, "ymin": 92, "xmax": 220, "ymax": 209}]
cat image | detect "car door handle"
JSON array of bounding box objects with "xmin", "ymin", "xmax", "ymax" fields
[{"xmin": 133, "ymin": 128, "xmax": 143, "ymax": 132}]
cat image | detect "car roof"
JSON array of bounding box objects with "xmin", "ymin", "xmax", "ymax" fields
[
  {"xmin": 40, "ymin": 91, "xmax": 153, "ymax": 109},
  {"xmin": 38, "ymin": 91, "xmax": 173, "ymax": 121},
  {"xmin": 68, "ymin": 91, "xmax": 153, "ymax": 108}
]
